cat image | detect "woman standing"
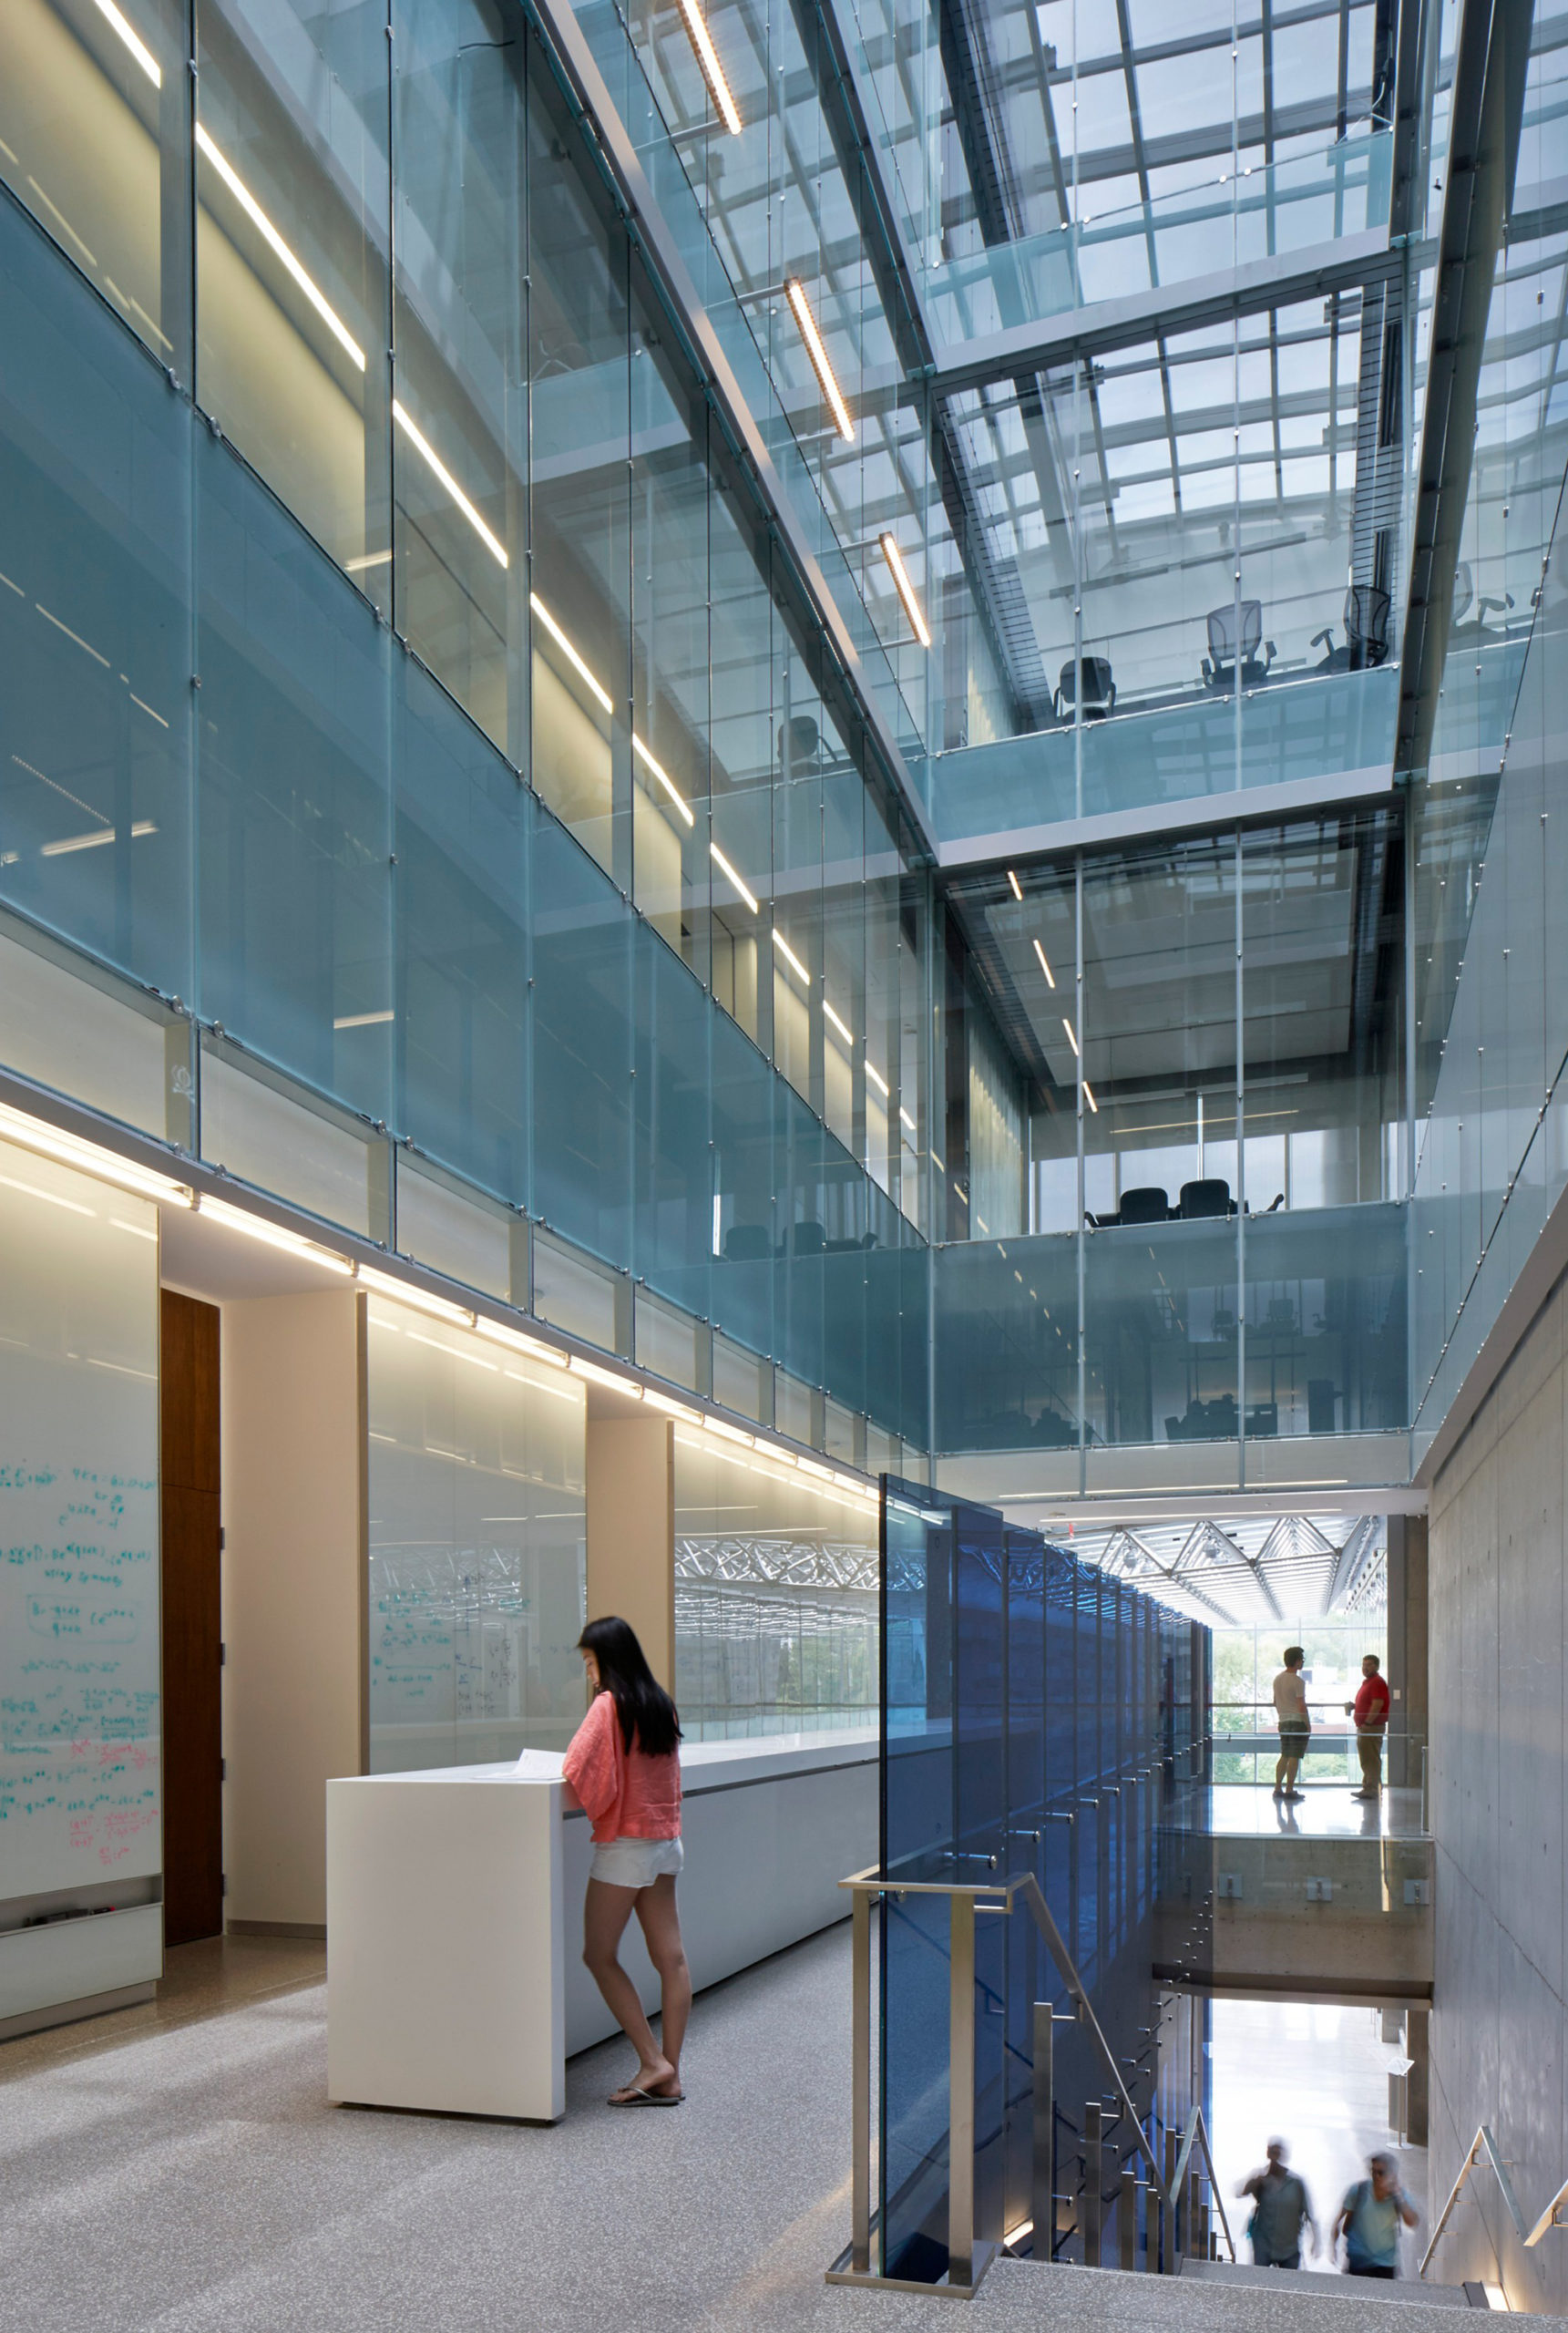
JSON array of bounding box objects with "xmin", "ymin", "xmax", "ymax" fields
[{"xmin": 563, "ymin": 1616, "xmax": 690, "ymax": 2106}]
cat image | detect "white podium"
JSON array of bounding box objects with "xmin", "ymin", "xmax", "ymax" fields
[{"xmin": 325, "ymin": 1731, "xmax": 876, "ymax": 2122}]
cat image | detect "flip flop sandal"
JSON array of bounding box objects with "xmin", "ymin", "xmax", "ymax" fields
[{"xmin": 608, "ymin": 2084, "xmax": 683, "ymax": 2107}]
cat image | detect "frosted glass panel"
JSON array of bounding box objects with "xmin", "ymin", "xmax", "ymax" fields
[
  {"xmin": 200, "ymin": 1048, "xmax": 375, "ymax": 1235},
  {"xmin": 0, "ymin": 1136, "xmax": 159, "ymax": 2013},
  {"xmin": 365, "ymin": 1294, "xmax": 587, "ymax": 1773}
]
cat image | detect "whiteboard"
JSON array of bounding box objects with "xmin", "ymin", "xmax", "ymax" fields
[{"xmin": 0, "ymin": 1138, "xmax": 160, "ymax": 1912}]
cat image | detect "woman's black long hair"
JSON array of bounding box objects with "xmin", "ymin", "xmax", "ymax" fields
[{"xmin": 578, "ymin": 1616, "xmax": 682, "ymax": 1758}]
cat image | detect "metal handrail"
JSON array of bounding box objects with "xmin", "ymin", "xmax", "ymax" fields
[
  {"xmin": 1420, "ymin": 2125, "xmax": 1568, "ymax": 2277},
  {"xmin": 834, "ymin": 1861, "xmax": 1235, "ymax": 2292}
]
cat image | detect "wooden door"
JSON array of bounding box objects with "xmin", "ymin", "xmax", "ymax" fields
[{"xmin": 160, "ymin": 1291, "xmax": 223, "ymax": 1946}]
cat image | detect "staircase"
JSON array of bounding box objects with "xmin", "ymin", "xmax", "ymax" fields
[{"xmin": 971, "ymin": 2258, "xmax": 1547, "ymax": 2325}]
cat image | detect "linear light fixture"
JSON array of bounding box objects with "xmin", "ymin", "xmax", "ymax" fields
[
  {"xmin": 823, "ymin": 999, "xmax": 854, "ymax": 1047},
  {"xmin": 94, "ymin": 0, "xmax": 160, "ymax": 84},
  {"xmin": 195, "ymin": 125, "xmax": 365, "ymax": 372},
  {"xmin": 865, "ymin": 1059, "xmax": 889, "ymax": 1099},
  {"xmin": 703, "ymin": 1414, "xmax": 755, "ymax": 1448},
  {"xmin": 199, "ymin": 1193, "xmax": 353, "ymax": 1273},
  {"xmin": 773, "ymin": 929, "xmax": 809, "ymax": 983},
  {"xmin": 1082, "ymin": 1079, "xmax": 1099, "ymax": 1114},
  {"xmin": 529, "ymin": 592, "xmax": 612, "ymax": 714},
  {"xmin": 676, "ymin": 0, "xmax": 743, "ymax": 134},
  {"xmin": 879, "ymin": 532, "xmax": 930, "ymax": 649},
  {"xmin": 899, "ymin": 1106, "xmax": 917, "ymax": 1134},
  {"xmin": 41, "ymin": 819, "xmax": 156, "ymax": 857},
  {"xmin": 569, "ymin": 1354, "xmax": 642, "ymax": 1396},
  {"xmin": 0, "ymin": 1100, "xmax": 192, "ymax": 1208},
  {"xmin": 631, "ymin": 734, "xmax": 694, "ymax": 827},
  {"xmin": 784, "ymin": 278, "xmax": 854, "ymax": 443},
  {"xmin": 641, "ymin": 1386, "xmax": 703, "ymax": 1423},
  {"xmin": 1061, "ymin": 1017, "xmax": 1080, "ymax": 1057},
  {"xmin": 394, "ymin": 401, "xmax": 507, "ymax": 568},
  {"xmin": 357, "ymin": 1264, "xmax": 473, "ymax": 1325},
  {"xmin": 1008, "ymin": 868, "xmax": 1023, "ymax": 901},
  {"xmin": 472, "ymin": 1316, "xmax": 569, "ymax": 1367},
  {"xmin": 1033, "ymin": 938, "xmax": 1056, "ymax": 990},
  {"xmin": 710, "ymin": 842, "xmax": 758, "ymax": 912},
  {"xmin": 333, "ymin": 1009, "xmax": 394, "ymax": 1029}
]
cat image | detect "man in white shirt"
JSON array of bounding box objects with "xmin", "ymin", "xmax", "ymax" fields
[{"xmin": 1272, "ymin": 1645, "xmax": 1310, "ymax": 1800}]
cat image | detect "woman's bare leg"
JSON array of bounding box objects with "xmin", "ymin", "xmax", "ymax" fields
[
  {"xmin": 582, "ymin": 1879, "xmax": 675, "ymax": 2095},
  {"xmin": 634, "ymin": 1873, "xmax": 692, "ymax": 2090}
]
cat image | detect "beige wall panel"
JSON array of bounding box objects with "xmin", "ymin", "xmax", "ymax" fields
[{"xmin": 584, "ymin": 1413, "xmax": 674, "ymax": 1688}]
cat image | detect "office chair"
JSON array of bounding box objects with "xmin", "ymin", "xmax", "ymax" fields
[
  {"xmin": 1313, "ymin": 584, "xmax": 1391, "ymax": 672},
  {"xmin": 1053, "ymin": 655, "xmax": 1116, "ymax": 722},
  {"xmin": 1202, "ymin": 601, "xmax": 1276, "ymax": 689}
]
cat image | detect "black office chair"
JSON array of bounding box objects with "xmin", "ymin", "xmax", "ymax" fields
[
  {"xmin": 1202, "ymin": 601, "xmax": 1276, "ymax": 690},
  {"xmin": 1053, "ymin": 656, "xmax": 1116, "ymax": 722},
  {"xmin": 723, "ymin": 1225, "xmax": 772, "ymax": 1261},
  {"xmin": 1178, "ymin": 1178, "xmax": 1235, "ymax": 1220},
  {"xmin": 1119, "ymin": 1186, "xmax": 1172, "ymax": 1225},
  {"xmin": 1313, "ymin": 585, "xmax": 1391, "ymax": 672}
]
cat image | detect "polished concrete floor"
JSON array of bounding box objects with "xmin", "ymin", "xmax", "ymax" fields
[
  {"xmin": 1207, "ymin": 1786, "xmax": 1428, "ymax": 1841},
  {"xmin": 0, "ymin": 1928, "xmax": 1531, "ymax": 2333}
]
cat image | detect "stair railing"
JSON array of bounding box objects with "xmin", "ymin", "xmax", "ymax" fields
[
  {"xmin": 1420, "ymin": 2126, "xmax": 1568, "ymax": 2278},
  {"xmin": 829, "ymin": 1862, "xmax": 1235, "ymax": 2297}
]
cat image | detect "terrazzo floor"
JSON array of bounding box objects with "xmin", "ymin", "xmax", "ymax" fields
[{"xmin": 1, "ymin": 1927, "xmax": 1548, "ymax": 2333}]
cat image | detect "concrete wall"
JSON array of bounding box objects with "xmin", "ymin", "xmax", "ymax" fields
[
  {"xmin": 1428, "ymin": 1268, "xmax": 1568, "ymax": 2309},
  {"xmin": 221, "ymin": 1289, "xmax": 365, "ymax": 1933}
]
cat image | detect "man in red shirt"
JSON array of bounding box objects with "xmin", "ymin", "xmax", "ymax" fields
[{"xmin": 1346, "ymin": 1653, "xmax": 1391, "ymax": 1799}]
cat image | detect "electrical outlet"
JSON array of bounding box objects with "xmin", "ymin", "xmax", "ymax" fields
[
  {"xmin": 1216, "ymin": 1871, "xmax": 1243, "ymax": 1899},
  {"xmin": 1404, "ymin": 1877, "xmax": 1431, "ymax": 1906},
  {"xmin": 1305, "ymin": 1876, "xmax": 1334, "ymax": 1902}
]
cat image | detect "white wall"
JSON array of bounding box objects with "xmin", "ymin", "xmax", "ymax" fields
[
  {"xmin": 221, "ymin": 1288, "xmax": 364, "ymax": 1931},
  {"xmin": 1428, "ymin": 1267, "xmax": 1568, "ymax": 2311}
]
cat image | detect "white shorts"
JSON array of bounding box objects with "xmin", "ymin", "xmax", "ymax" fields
[{"xmin": 589, "ymin": 1835, "xmax": 684, "ymax": 1888}]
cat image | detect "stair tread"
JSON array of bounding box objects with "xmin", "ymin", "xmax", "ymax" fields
[{"xmin": 980, "ymin": 2259, "xmax": 1553, "ymax": 2327}]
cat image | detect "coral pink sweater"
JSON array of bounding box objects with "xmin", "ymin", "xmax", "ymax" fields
[{"xmin": 562, "ymin": 1688, "xmax": 682, "ymax": 1844}]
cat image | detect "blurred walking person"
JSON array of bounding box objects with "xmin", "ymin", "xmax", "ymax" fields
[
  {"xmin": 1346, "ymin": 1652, "xmax": 1391, "ymax": 1800},
  {"xmin": 1272, "ymin": 1646, "xmax": 1310, "ymax": 1801},
  {"xmin": 1239, "ymin": 2139, "xmax": 1317, "ymax": 2269},
  {"xmin": 1335, "ymin": 2153, "xmax": 1418, "ymax": 2276}
]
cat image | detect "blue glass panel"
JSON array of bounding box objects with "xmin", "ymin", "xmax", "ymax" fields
[
  {"xmin": 395, "ymin": 654, "xmax": 528, "ymax": 1206},
  {"xmin": 197, "ymin": 427, "xmax": 393, "ymax": 1119},
  {"xmin": 528, "ymin": 797, "xmax": 632, "ymax": 1269},
  {"xmin": 632, "ymin": 922, "xmax": 712, "ymax": 1325},
  {"xmin": 710, "ymin": 1011, "xmax": 775, "ymax": 1360},
  {"xmin": 1244, "ymin": 1202, "xmax": 1408, "ymax": 1435},
  {"xmin": 0, "ymin": 192, "xmax": 191, "ymax": 998},
  {"xmin": 933, "ymin": 1233, "xmax": 1079, "ymax": 1453},
  {"xmin": 776, "ymin": 1086, "xmax": 826, "ymax": 1393}
]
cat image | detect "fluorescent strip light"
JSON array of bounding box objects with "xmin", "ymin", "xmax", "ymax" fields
[
  {"xmin": 94, "ymin": 0, "xmax": 160, "ymax": 85},
  {"xmin": 632, "ymin": 734, "xmax": 694, "ymax": 827},
  {"xmin": 784, "ymin": 278, "xmax": 854, "ymax": 443},
  {"xmin": 1082, "ymin": 1079, "xmax": 1099, "ymax": 1114},
  {"xmin": 642, "ymin": 1387, "xmax": 702, "ymax": 1423},
  {"xmin": 823, "ymin": 1000, "xmax": 854, "ymax": 1047},
  {"xmin": 879, "ymin": 533, "xmax": 930, "ymax": 649},
  {"xmin": 199, "ymin": 1193, "xmax": 352, "ymax": 1272},
  {"xmin": 529, "ymin": 593, "xmax": 612, "ymax": 714},
  {"xmin": 569, "ymin": 1354, "xmax": 642, "ymax": 1396},
  {"xmin": 1033, "ymin": 938, "xmax": 1056, "ymax": 989},
  {"xmin": 710, "ymin": 842, "xmax": 758, "ymax": 913},
  {"xmin": 796, "ymin": 1455, "xmax": 834, "ymax": 1482},
  {"xmin": 899, "ymin": 1106, "xmax": 917, "ymax": 1134},
  {"xmin": 407, "ymin": 1329, "xmax": 498, "ymax": 1372},
  {"xmin": 195, "ymin": 125, "xmax": 365, "ymax": 372},
  {"xmin": 703, "ymin": 1414, "xmax": 755, "ymax": 1448},
  {"xmin": 41, "ymin": 819, "xmax": 156, "ymax": 857},
  {"xmin": 0, "ymin": 1101, "xmax": 192, "ymax": 1208},
  {"xmin": 1008, "ymin": 868, "xmax": 1023, "ymax": 901},
  {"xmin": 1061, "ymin": 1017, "xmax": 1080, "ymax": 1057},
  {"xmin": 676, "ymin": 0, "xmax": 743, "ymax": 134},
  {"xmin": 773, "ymin": 929, "xmax": 809, "ymax": 983},
  {"xmin": 472, "ymin": 1317, "xmax": 569, "ymax": 1367},
  {"xmin": 357, "ymin": 1265, "xmax": 474, "ymax": 1325},
  {"xmin": 333, "ymin": 1009, "xmax": 394, "ymax": 1029},
  {"xmin": 865, "ymin": 1060, "xmax": 889, "ymax": 1099},
  {"xmin": 394, "ymin": 400, "xmax": 507, "ymax": 569}
]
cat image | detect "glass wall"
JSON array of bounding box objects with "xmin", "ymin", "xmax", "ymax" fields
[
  {"xmin": 673, "ymin": 1430, "xmax": 879, "ymax": 1738},
  {"xmin": 0, "ymin": 11, "xmax": 932, "ymax": 1450},
  {"xmin": 880, "ymin": 1477, "xmax": 1208, "ymax": 2276},
  {"xmin": 365, "ymin": 1291, "xmax": 588, "ymax": 1773},
  {"xmin": 934, "ymin": 806, "xmax": 1408, "ymax": 1458}
]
